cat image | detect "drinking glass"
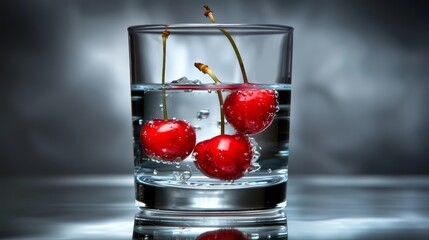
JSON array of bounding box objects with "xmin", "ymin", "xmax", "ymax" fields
[{"xmin": 128, "ymin": 24, "xmax": 293, "ymax": 219}]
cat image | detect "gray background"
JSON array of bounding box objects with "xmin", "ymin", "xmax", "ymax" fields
[{"xmin": 1, "ymin": 0, "xmax": 428, "ymax": 176}]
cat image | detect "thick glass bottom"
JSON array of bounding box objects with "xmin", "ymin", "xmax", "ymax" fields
[
  {"xmin": 135, "ymin": 208, "xmax": 287, "ymax": 226},
  {"xmin": 135, "ymin": 176, "xmax": 287, "ymax": 212}
]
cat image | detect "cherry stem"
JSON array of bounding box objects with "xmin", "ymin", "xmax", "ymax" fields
[
  {"xmin": 161, "ymin": 30, "xmax": 170, "ymax": 121},
  {"xmin": 203, "ymin": 5, "xmax": 249, "ymax": 84},
  {"xmin": 195, "ymin": 63, "xmax": 225, "ymax": 135}
]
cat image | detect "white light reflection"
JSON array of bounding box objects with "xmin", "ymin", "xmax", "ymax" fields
[
  {"xmin": 15, "ymin": 218, "xmax": 134, "ymax": 240},
  {"xmin": 290, "ymin": 217, "xmax": 429, "ymax": 240},
  {"xmin": 40, "ymin": 175, "xmax": 134, "ymax": 187}
]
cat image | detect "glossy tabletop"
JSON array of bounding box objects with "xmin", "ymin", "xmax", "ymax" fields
[{"xmin": 1, "ymin": 175, "xmax": 428, "ymax": 239}]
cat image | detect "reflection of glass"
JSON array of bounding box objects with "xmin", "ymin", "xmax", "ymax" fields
[
  {"xmin": 129, "ymin": 24, "xmax": 293, "ymax": 213},
  {"xmin": 132, "ymin": 210, "xmax": 288, "ymax": 239}
]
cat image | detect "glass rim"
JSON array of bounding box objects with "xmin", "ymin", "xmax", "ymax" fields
[{"xmin": 128, "ymin": 23, "xmax": 293, "ymax": 33}]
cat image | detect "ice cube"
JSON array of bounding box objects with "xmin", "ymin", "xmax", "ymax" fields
[{"xmin": 171, "ymin": 76, "xmax": 202, "ymax": 85}]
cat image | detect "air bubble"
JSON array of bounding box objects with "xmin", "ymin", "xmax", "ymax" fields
[
  {"xmin": 267, "ymin": 168, "xmax": 272, "ymax": 173},
  {"xmin": 172, "ymin": 171, "xmax": 181, "ymax": 181},
  {"xmin": 224, "ymin": 180, "xmax": 235, "ymax": 184},
  {"xmin": 217, "ymin": 120, "xmax": 228, "ymax": 128},
  {"xmin": 153, "ymin": 169, "xmax": 158, "ymax": 175},
  {"xmin": 197, "ymin": 108, "xmax": 210, "ymax": 120},
  {"xmin": 182, "ymin": 171, "xmax": 192, "ymax": 181},
  {"xmin": 193, "ymin": 125, "xmax": 202, "ymax": 131}
]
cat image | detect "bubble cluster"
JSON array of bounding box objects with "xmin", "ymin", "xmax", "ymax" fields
[
  {"xmin": 172, "ymin": 170, "xmax": 192, "ymax": 182},
  {"xmin": 248, "ymin": 137, "xmax": 262, "ymax": 163},
  {"xmin": 170, "ymin": 76, "xmax": 202, "ymax": 85},
  {"xmin": 148, "ymin": 156, "xmax": 182, "ymax": 166},
  {"xmin": 246, "ymin": 162, "xmax": 261, "ymax": 174}
]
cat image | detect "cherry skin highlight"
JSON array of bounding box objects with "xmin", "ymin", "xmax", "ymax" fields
[
  {"xmin": 224, "ymin": 89, "xmax": 278, "ymax": 135},
  {"xmin": 193, "ymin": 134, "xmax": 252, "ymax": 180},
  {"xmin": 196, "ymin": 228, "xmax": 248, "ymax": 240},
  {"xmin": 140, "ymin": 119, "xmax": 196, "ymax": 162}
]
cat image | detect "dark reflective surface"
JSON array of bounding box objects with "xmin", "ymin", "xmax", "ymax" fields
[{"xmin": 1, "ymin": 175, "xmax": 428, "ymax": 239}]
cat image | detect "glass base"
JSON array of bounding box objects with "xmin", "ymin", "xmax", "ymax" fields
[
  {"xmin": 134, "ymin": 209, "xmax": 287, "ymax": 239},
  {"xmin": 135, "ymin": 178, "xmax": 287, "ymax": 211},
  {"xmin": 135, "ymin": 208, "xmax": 287, "ymax": 227}
]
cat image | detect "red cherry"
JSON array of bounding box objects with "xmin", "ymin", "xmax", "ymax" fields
[
  {"xmin": 193, "ymin": 134, "xmax": 252, "ymax": 180},
  {"xmin": 140, "ymin": 119, "xmax": 196, "ymax": 162},
  {"xmin": 196, "ymin": 229, "xmax": 248, "ymax": 240},
  {"xmin": 224, "ymin": 89, "xmax": 278, "ymax": 134}
]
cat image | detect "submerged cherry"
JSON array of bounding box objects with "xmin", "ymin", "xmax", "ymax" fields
[
  {"xmin": 202, "ymin": 6, "xmax": 278, "ymax": 134},
  {"xmin": 193, "ymin": 134, "xmax": 252, "ymax": 180},
  {"xmin": 139, "ymin": 30, "xmax": 196, "ymax": 162},
  {"xmin": 224, "ymin": 89, "xmax": 278, "ymax": 134},
  {"xmin": 140, "ymin": 119, "xmax": 196, "ymax": 162}
]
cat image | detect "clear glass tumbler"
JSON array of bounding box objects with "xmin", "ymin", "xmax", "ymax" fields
[{"xmin": 128, "ymin": 24, "xmax": 293, "ymax": 217}]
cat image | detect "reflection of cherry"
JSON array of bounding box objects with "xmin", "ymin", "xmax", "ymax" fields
[
  {"xmin": 140, "ymin": 119, "xmax": 196, "ymax": 162},
  {"xmin": 193, "ymin": 134, "xmax": 252, "ymax": 180},
  {"xmin": 196, "ymin": 228, "xmax": 248, "ymax": 240},
  {"xmin": 224, "ymin": 89, "xmax": 278, "ymax": 134}
]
